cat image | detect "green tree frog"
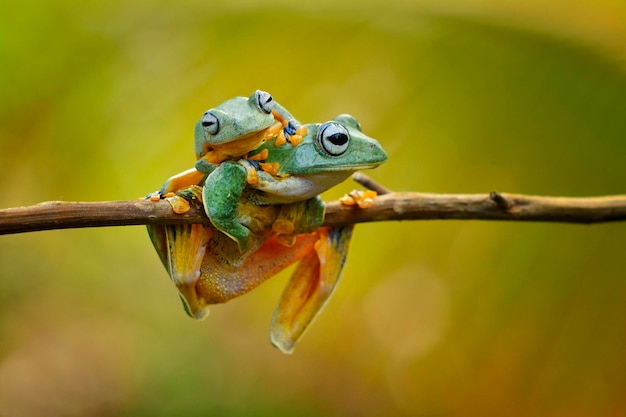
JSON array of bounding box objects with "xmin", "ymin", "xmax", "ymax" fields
[
  {"xmin": 148, "ymin": 114, "xmax": 387, "ymax": 353},
  {"xmin": 198, "ymin": 114, "xmax": 387, "ymax": 251},
  {"xmin": 156, "ymin": 90, "xmax": 306, "ymax": 195}
]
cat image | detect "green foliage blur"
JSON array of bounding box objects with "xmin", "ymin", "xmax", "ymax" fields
[{"xmin": 1, "ymin": 1, "xmax": 626, "ymax": 416}]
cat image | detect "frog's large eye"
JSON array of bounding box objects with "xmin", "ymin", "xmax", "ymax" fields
[
  {"xmin": 255, "ymin": 90, "xmax": 275, "ymax": 114},
  {"xmin": 316, "ymin": 122, "xmax": 350, "ymax": 156},
  {"xmin": 201, "ymin": 111, "xmax": 220, "ymax": 135}
]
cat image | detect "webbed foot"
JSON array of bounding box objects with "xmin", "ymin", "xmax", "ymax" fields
[
  {"xmin": 165, "ymin": 223, "xmax": 213, "ymax": 319},
  {"xmin": 147, "ymin": 185, "xmax": 212, "ymax": 319},
  {"xmin": 269, "ymin": 225, "xmax": 354, "ymax": 354}
]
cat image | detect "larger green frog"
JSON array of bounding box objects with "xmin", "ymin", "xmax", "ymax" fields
[
  {"xmin": 149, "ymin": 114, "xmax": 387, "ymax": 353},
  {"xmin": 197, "ymin": 114, "xmax": 387, "ymax": 251}
]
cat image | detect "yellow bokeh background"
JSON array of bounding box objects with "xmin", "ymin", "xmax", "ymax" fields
[{"xmin": 1, "ymin": 1, "xmax": 626, "ymax": 416}]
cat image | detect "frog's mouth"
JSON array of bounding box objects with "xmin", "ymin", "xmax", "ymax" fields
[
  {"xmin": 316, "ymin": 163, "xmax": 381, "ymax": 171},
  {"xmin": 294, "ymin": 163, "xmax": 382, "ymax": 174}
]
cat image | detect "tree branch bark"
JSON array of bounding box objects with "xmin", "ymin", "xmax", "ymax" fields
[{"xmin": 1, "ymin": 188, "xmax": 626, "ymax": 235}]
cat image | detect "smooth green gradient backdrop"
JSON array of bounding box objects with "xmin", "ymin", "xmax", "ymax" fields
[{"xmin": 1, "ymin": 1, "xmax": 626, "ymax": 416}]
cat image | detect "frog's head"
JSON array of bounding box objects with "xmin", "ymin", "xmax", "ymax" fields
[
  {"xmin": 194, "ymin": 90, "xmax": 277, "ymax": 158},
  {"xmin": 252, "ymin": 114, "xmax": 387, "ymax": 202},
  {"xmin": 273, "ymin": 114, "xmax": 387, "ymax": 175}
]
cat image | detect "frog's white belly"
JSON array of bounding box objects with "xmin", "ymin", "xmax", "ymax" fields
[{"xmin": 254, "ymin": 170, "xmax": 353, "ymax": 204}]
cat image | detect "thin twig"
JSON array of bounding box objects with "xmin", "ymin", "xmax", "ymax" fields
[
  {"xmin": 351, "ymin": 172, "xmax": 392, "ymax": 195},
  {"xmin": 1, "ymin": 180, "xmax": 626, "ymax": 235}
]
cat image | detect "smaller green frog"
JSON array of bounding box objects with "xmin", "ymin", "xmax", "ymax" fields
[
  {"xmin": 199, "ymin": 114, "xmax": 387, "ymax": 251},
  {"xmin": 156, "ymin": 90, "xmax": 306, "ymax": 195},
  {"xmin": 195, "ymin": 89, "xmax": 304, "ymax": 164}
]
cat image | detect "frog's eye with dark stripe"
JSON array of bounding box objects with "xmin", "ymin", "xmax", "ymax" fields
[
  {"xmin": 255, "ymin": 90, "xmax": 275, "ymax": 114},
  {"xmin": 201, "ymin": 111, "xmax": 220, "ymax": 135},
  {"xmin": 316, "ymin": 122, "xmax": 350, "ymax": 156}
]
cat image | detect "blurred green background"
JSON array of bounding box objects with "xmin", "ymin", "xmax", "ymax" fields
[{"xmin": 1, "ymin": 1, "xmax": 626, "ymax": 416}]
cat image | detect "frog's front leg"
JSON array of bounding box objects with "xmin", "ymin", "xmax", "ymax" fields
[
  {"xmin": 269, "ymin": 225, "xmax": 354, "ymax": 354},
  {"xmin": 271, "ymin": 103, "xmax": 306, "ymax": 147},
  {"xmin": 158, "ymin": 167, "xmax": 206, "ymax": 195},
  {"xmin": 202, "ymin": 161, "xmax": 251, "ymax": 251}
]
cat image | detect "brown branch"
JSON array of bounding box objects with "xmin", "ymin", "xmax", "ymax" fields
[{"xmin": 1, "ymin": 187, "xmax": 626, "ymax": 235}]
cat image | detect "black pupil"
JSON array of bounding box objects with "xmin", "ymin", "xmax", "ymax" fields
[
  {"xmin": 202, "ymin": 121, "xmax": 214, "ymax": 127},
  {"xmin": 327, "ymin": 132, "xmax": 348, "ymax": 146}
]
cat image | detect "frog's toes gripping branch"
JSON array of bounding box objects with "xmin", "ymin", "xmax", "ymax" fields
[{"xmin": 339, "ymin": 189, "xmax": 378, "ymax": 209}]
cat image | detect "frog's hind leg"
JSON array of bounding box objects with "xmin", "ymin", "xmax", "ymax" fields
[{"xmin": 269, "ymin": 225, "xmax": 354, "ymax": 354}]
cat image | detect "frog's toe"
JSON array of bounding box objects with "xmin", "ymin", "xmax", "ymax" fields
[
  {"xmin": 146, "ymin": 191, "xmax": 163, "ymax": 201},
  {"xmin": 245, "ymin": 165, "xmax": 259, "ymax": 186},
  {"xmin": 166, "ymin": 195, "xmax": 191, "ymax": 214},
  {"xmin": 274, "ymin": 130, "xmax": 287, "ymax": 146},
  {"xmin": 287, "ymin": 134, "xmax": 304, "ymax": 147},
  {"xmin": 178, "ymin": 286, "xmax": 211, "ymax": 320},
  {"xmin": 339, "ymin": 190, "xmax": 378, "ymax": 208}
]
